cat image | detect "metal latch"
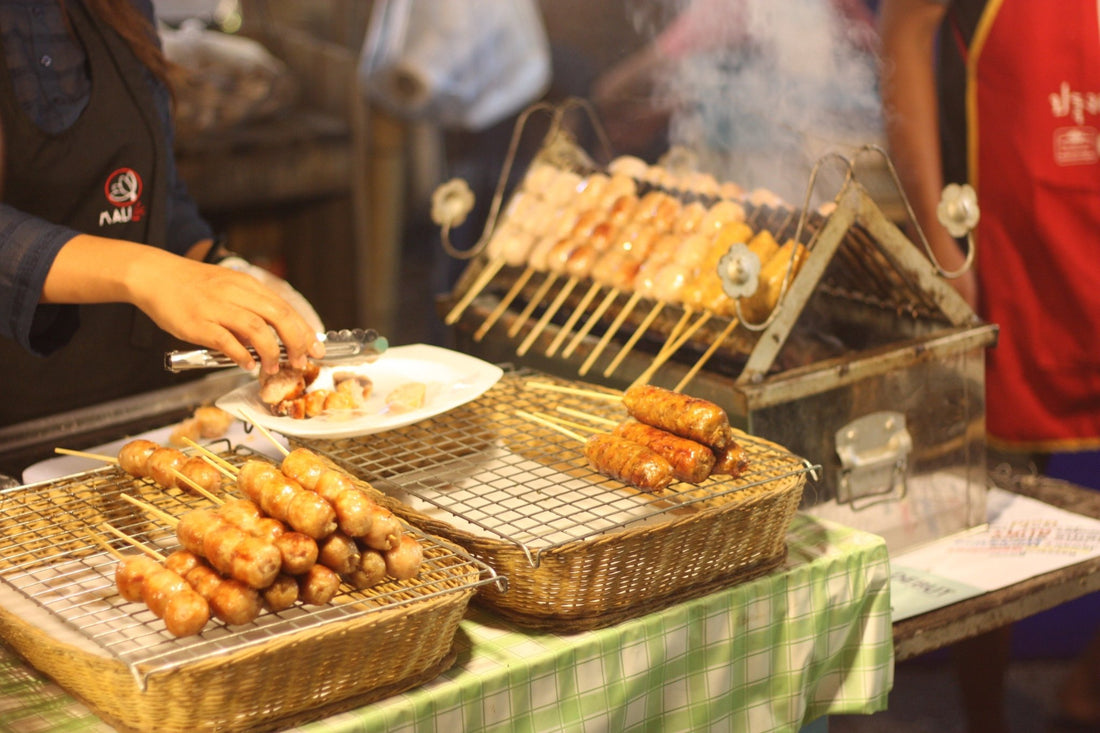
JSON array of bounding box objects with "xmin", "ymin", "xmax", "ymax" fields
[{"xmin": 835, "ymin": 412, "xmax": 911, "ymax": 507}]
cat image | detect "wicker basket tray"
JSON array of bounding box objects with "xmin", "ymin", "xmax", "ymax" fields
[
  {"xmin": 0, "ymin": 457, "xmax": 495, "ymax": 732},
  {"xmin": 297, "ymin": 370, "xmax": 811, "ymax": 632}
]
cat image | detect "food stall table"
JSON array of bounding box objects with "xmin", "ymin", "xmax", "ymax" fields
[{"xmin": 0, "ymin": 514, "xmax": 893, "ymax": 732}]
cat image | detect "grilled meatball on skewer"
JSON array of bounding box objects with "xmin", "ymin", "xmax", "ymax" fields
[
  {"xmin": 280, "ymin": 448, "xmax": 400, "ymax": 545},
  {"xmin": 176, "ymin": 509, "xmax": 282, "ymax": 590},
  {"xmin": 116, "ymin": 556, "xmax": 211, "ymax": 637},
  {"xmin": 217, "ymin": 498, "xmax": 318, "ymax": 575},
  {"xmin": 236, "ymin": 460, "xmax": 338, "ymax": 540}
]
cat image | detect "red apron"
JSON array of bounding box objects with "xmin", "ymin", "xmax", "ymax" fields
[{"xmin": 970, "ymin": 0, "xmax": 1100, "ymax": 450}]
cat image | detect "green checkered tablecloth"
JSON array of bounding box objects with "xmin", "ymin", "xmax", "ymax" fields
[{"xmin": 0, "ymin": 515, "xmax": 892, "ymax": 733}]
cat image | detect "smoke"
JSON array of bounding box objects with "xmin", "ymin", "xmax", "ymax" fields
[{"xmin": 638, "ymin": 0, "xmax": 883, "ymax": 204}]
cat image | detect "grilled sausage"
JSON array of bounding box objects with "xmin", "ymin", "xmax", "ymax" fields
[
  {"xmin": 621, "ymin": 384, "xmax": 730, "ymax": 450},
  {"xmin": 162, "ymin": 589, "xmax": 211, "ymax": 637},
  {"xmin": 262, "ymin": 573, "xmax": 300, "ymax": 612},
  {"xmin": 383, "ymin": 534, "xmax": 423, "ymax": 581},
  {"xmin": 118, "ymin": 440, "xmax": 158, "ymax": 478},
  {"xmin": 205, "ymin": 574, "xmax": 263, "ymax": 625},
  {"xmin": 114, "ymin": 555, "xmax": 161, "ymax": 602},
  {"xmin": 711, "ymin": 430, "xmax": 749, "ymax": 478},
  {"xmin": 612, "ymin": 419, "xmax": 716, "ymax": 484},
  {"xmin": 179, "ymin": 456, "xmax": 223, "ymax": 494},
  {"xmin": 318, "ymin": 531, "xmax": 361, "ymax": 575},
  {"xmin": 297, "ymin": 564, "xmax": 341, "ymax": 605},
  {"xmin": 345, "ymin": 548, "xmax": 387, "ymax": 589},
  {"xmin": 583, "ymin": 433, "xmax": 674, "ymax": 492},
  {"xmin": 147, "ymin": 447, "xmax": 188, "ymax": 489}
]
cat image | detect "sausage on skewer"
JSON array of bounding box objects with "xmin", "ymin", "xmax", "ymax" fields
[
  {"xmin": 583, "ymin": 433, "xmax": 674, "ymax": 493},
  {"xmin": 621, "ymin": 384, "xmax": 731, "ymax": 450},
  {"xmin": 611, "ymin": 419, "xmax": 716, "ymax": 484}
]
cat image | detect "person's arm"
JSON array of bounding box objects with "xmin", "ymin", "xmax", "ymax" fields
[
  {"xmin": 879, "ymin": 0, "xmax": 978, "ymax": 306},
  {"xmin": 40, "ymin": 233, "xmax": 323, "ymax": 373}
]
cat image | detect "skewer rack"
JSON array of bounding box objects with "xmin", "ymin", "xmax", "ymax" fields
[{"xmin": 437, "ymin": 106, "xmax": 998, "ymax": 554}]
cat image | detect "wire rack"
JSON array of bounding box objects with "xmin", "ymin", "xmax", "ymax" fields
[
  {"xmin": 299, "ymin": 369, "xmax": 818, "ymax": 567},
  {"xmin": 0, "ymin": 454, "xmax": 498, "ymax": 687}
]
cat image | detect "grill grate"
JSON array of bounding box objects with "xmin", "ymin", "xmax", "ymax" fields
[
  {"xmin": 299, "ymin": 370, "xmax": 817, "ymax": 567},
  {"xmin": 0, "ymin": 454, "xmax": 497, "ymax": 686}
]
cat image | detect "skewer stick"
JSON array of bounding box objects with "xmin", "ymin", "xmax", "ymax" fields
[
  {"xmin": 445, "ymin": 257, "xmax": 506, "ymax": 325},
  {"xmin": 233, "ymin": 410, "xmax": 289, "ymax": 458},
  {"xmin": 524, "ymin": 381, "xmax": 621, "ymax": 401},
  {"xmin": 170, "ymin": 469, "xmax": 224, "ymax": 505},
  {"xmin": 181, "ymin": 438, "xmax": 239, "ymax": 475},
  {"xmin": 631, "ymin": 310, "xmax": 713, "ymax": 388},
  {"xmin": 673, "ymin": 316, "xmax": 741, "ymax": 393},
  {"xmin": 517, "ymin": 275, "xmax": 578, "ymax": 356},
  {"xmin": 524, "ymin": 410, "xmax": 600, "ymax": 434},
  {"xmin": 664, "ymin": 307, "xmax": 695, "ymax": 350},
  {"xmin": 514, "ymin": 409, "xmax": 585, "ymax": 442},
  {"xmin": 54, "ymin": 447, "xmax": 117, "ymax": 464},
  {"xmin": 562, "ymin": 287, "xmax": 620, "ymax": 358},
  {"xmin": 545, "ymin": 280, "xmax": 602, "ymax": 357},
  {"xmin": 475, "ymin": 267, "xmax": 534, "ymax": 341},
  {"xmin": 507, "ymin": 272, "xmax": 559, "ymax": 339},
  {"xmin": 100, "ymin": 522, "xmax": 166, "ymax": 562},
  {"xmin": 556, "ymin": 405, "xmax": 616, "ymax": 427},
  {"xmin": 119, "ymin": 493, "xmax": 179, "ymax": 528},
  {"xmin": 579, "ymin": 291, "xmax": 642, "ymax": 376},
  {"xmin": 88, "ymin": 531, "xmax": 125, "ymax": 561},
  {"xmin": 202, "ymin": 455, "xmax": 237, "ymax": 480},
  {"xmin": 602, "ymin": 300, "xmax": 669, "ymax": 378}
]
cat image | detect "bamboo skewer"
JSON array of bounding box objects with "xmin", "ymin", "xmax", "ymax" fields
[
  {"xmin": 673, "ymin": 316, "xmax": 741, "ymax": 393},
  {"xmin": 170, "ymin": 469, "xmax": 224, "ymax": 505},
  {"xmin": 514, "ymin": 409, "xmax": 585, "ymax": 442},
  {"xmin": 561, "ymin": 287, "xmax": 620, "ymax": 358},
  {"xmin": 556, "ymin": 405, "xmax": 616, "ymax": 427},
  {"xmin": 232, "ymin": 410, "xmax": 290, "ymax": 458},
  {"xmin": 475, "ymin": 267, "xmax": 534, "ymax": 341},
  {"xmin": 525, "ymin": 410, "xmax": 601, "ymax": 434},
  {"xmin": 55, "ymin": 447, "xmax": 116, "ymax": 463},
  {"xmin": 579, "ymin": 291, "xmax": 642, "ymax": 376},
  {"xmin": 119, "ymin": 492, "xmax": 179, "ymax": 528},
  {"xmin": 545, "ymin": 281, "xmax": 602, "ymax": 357},
  {"xmin": 444, "ymin": 257, "xmax": 506, "ymax": 325},
  {"xmin": 602, "ymin": 300, "xmax": 673, "ymax": 378},
  {"xmin": 631, "ymin": 310, "xmax": 713, "ymax": 388},
  {"xmin": 100, "ymin": 522, "xmax": 166, "ymax": 562},
  {"xmin": 516, "ymin": 275, "xmax": 578, "ymax": 356},
  {"xmin": 507, "ymin": 272, "xmax": 559, "ymax": 339},
  {"xmin": 524, "ymin": 380, "xmax": 622, "ymax": 401},
  {"xmin": 181, "ymin": 438, "xmax": 240, "ymax": 474}
]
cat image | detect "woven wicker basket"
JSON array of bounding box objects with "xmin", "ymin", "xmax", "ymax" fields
[
  {"xmin": 0, "ymin": 592, "xmax": 465, "ymax": 732},
  {"xmin": 299, "ymin": 372, "xmax": 808, "ymax": 632},
  {"xmin": 0, "ymin": 463, "xmax": 487, "ymax": 732}
]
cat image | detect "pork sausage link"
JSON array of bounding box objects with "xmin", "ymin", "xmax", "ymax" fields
[
  {"xmin": 622, "ymin": 384, "xmax": 730, "ymax": 450},
  {"xmin": 583, "ymin": 433, "xmax": 674, "ymax": 492},
  {"xmin": 612, "ymin": 419, "xmax": 716, "ymax": 484}
]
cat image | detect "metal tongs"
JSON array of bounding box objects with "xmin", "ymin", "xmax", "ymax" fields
[{"xmin": 164, "ymin": 328, "xmax": 389, "ymax": 372}]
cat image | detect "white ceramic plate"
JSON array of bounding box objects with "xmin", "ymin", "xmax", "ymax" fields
[{"xmin": 215, "ymin": 343, "xmax": 504, "ymax": 440}]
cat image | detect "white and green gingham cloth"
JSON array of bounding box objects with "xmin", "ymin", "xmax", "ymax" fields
[{"xmin": 0, "ymin": 515, "xmax": 893, "ymax": 733}]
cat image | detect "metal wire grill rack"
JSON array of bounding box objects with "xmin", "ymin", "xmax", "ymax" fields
[
  {"xmin": 0, "ymin": 455, "xmax": 497, "ymax": 687},
  {"xmin": 301, "ymin": 370, "xmax": 817, "ymax": 567}
]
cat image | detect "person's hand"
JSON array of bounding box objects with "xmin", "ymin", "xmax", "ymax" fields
[{"xmin": 127, "ymin": 250, "xmax": 324, "ymax": 374}]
